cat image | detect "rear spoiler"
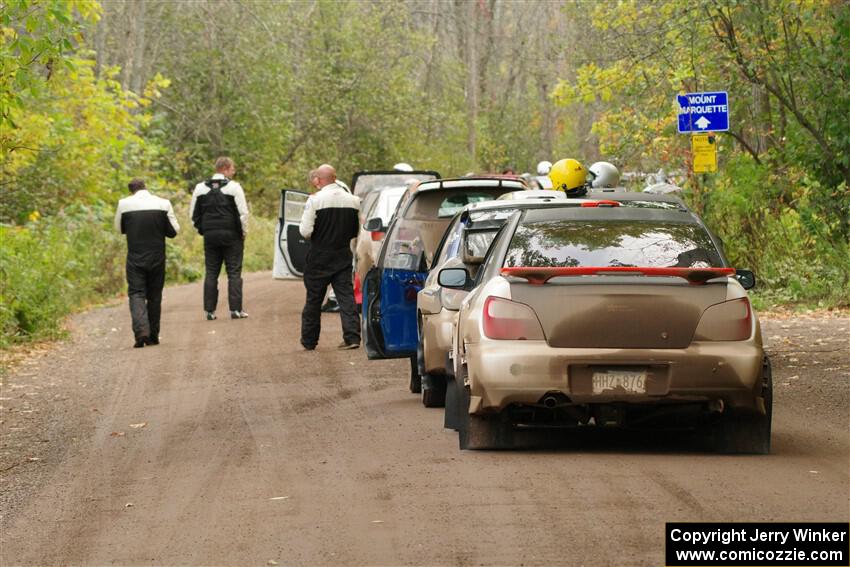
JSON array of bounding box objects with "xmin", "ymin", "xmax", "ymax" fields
[{"xmin": 501, "ymin": 266, "xmax": 735, "ymax": 285}]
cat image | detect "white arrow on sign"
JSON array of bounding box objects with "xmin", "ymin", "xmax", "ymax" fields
[{"xmin": 695, "ymin": 116, "xmax": 711, "ymax": 129}]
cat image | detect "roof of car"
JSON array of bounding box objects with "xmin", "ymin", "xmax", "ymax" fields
[
  {"xmin": 520, "ymin": 205, "xmax": 700, "ymax": 224},
  {"xmin": 463, "ymin": 197, "xmax": 583, "ymax": 213},
  {"xmin": 497, "ymin": 189, "xmax": 566, "ymax": 200},
  {"xmin": 414, "ymin": 176, "xmax": 529, "ymax": 193}
]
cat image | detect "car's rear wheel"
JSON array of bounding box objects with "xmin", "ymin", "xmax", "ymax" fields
[
  {"xmin": 711, "ymin": 356, "xmax": 772, "ymax": 454},
  {"xmin": 444, "ymin": 375, "xmax": 461, "ymax": 430},
  {"xmin": 422, "ymin": 374, "xmax": 447, "ymax": 407},
  {"xmin": 408, "ymin": 355, "xmax": 421, "ymax": 394}
]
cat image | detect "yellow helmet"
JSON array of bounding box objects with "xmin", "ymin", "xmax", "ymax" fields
[{"xmin": 549, "ymin": 158, "xmax": 589, "ymax": 196}]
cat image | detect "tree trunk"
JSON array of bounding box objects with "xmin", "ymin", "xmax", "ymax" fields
[
  {"xmin": 94, "ymin": 4, "xmax": 108, "ymax": 77},
  {"xmin": 130, "ymin": 0, "xmax": 147, "ymax": 94},
  {"xmin": 465, "ymin": 0, "xmax": 478, "ymax": 164},
  {"xmin": 121, "ymin": 1, "xmax": 138, "ymax": 90}
]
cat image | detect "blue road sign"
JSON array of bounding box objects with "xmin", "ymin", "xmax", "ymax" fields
[{"xmin": 677, "ymin": 91, "xmax": 729, "ymax": 133}]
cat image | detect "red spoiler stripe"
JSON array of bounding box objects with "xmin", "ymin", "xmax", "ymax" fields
[{"xmin": 500, "ymin": 266, "xmax": 736, "ymax": 285}]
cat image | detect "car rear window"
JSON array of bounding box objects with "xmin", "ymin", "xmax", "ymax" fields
[
  {"xmin": 353, "ymin": 173, "xmax": 437, "ymax": 197},
  {"xmin": 504, "ymin": 220, "xmax": 722, "ymax": 268},
  {"xmin": 405, "ymin": 188, "xmax": 509, "ymax": 220}
]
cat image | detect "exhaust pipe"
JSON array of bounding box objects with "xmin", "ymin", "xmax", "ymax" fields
[{"xmin": 540, "ymin": 392, "xmax": 569, "ymax": 408}]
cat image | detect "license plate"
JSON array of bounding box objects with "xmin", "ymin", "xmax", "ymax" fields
[{"xmin": 592, "ymin": 370, "xmax": 647, "ymax": 395}]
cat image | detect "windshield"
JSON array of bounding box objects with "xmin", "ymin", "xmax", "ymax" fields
[
  {"xmin": 352, "ymin": 173, "xmax": 437, "ymax": 198},
  {"xmin": 504, "ymin": 220, "xmax": 723, "ymax": 268}
]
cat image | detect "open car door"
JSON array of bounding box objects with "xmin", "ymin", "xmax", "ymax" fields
[
  {"xmin": 273, "ymin": 190, "xmax": 310, "ymax": 280},
  {"xmin": 363, "ymin": 217, "xmax": 429, "ymax": 360}
]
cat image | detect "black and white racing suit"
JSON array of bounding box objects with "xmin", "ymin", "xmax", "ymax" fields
[
  {"xmin": 189, "ymin": 174, "xmax": 250, "ymax": 313},
  {"xmin": 114, "ymin": 190, "xmax": 180, "ymax": 341},
  {"xmin": 298, "ymin": 182, "xmax": 361, "ymax": 347}
]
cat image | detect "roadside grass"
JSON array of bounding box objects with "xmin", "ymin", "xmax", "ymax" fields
[{"xmin": 0, "ymin": 203, "xmax": 275, "ymax": 349}]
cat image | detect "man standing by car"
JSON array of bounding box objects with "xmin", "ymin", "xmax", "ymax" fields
[
  {"xmin": 189, "ymin": 156, "xmax": 250, "ymax": 320},
  {"xmin": 114, "ymin": 178, "xmax": 180, "ymax": 348},
  {"xmin": 299, "ymin": 163, "xmax": 361, "ymax": 350}
]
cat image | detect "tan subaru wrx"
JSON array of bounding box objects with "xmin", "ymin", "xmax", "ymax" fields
[{"xmin": 441, "ymin": 204, "xmax": 771, "ymax": 453}]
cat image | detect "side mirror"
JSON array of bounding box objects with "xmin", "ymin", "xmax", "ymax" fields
[
  {"xmin": 735, "ymin": 269, "xmax": 756, "ymax": 290},
  {"xmin": 438, "ymin": 267, "xmax": 471, "ymax": 289},
  {"xmin": 364, "ymin": 217, "xmax": 385, "ymax": 232},
  {"xmin": 461, "ymin": 232, "xmax": 486, "ymax": 265}
]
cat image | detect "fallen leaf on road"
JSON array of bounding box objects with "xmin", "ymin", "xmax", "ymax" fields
[
  {"xmin": 26, "ymin": 457, "xmax": 40, "ymax": 462},
  {"xmin": 125, "ymin": 502, "xmax": 134, "ymax": 508},
  {"xmin": 268, "ymin": 496, "xmax": 289, "ymax": 501},
  {"xmin": 268, "ymin": 560, "xmax": 279, "ymax": 566},
  {"xmin": 371, "ymin": 520, "xmax": 384, "ymax": 524},
  {"xmin": 809, "ymin": 470, "xmax": 819, "ymax": 474},
  {"xmin": 111, "ymin": 328, "xmax": 118, "ymax": 332},
  {"xmin": 208, "ymin": 330, "xmax": 216, "ymax": 335},
  {"xmin": 110, "ymin": 431, "xmax": 125, "ymax": 437},
  {"xmin": 129, "ymin": 422, "xmax": 147, "ymax": 429},
  {"xmin": 788, "ymin": 375, "xmax": 799, "ymax": 380}
]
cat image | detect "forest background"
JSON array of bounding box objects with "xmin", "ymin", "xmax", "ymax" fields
[{"xmin": 1, "ymin": 0, "xmax": 848, "ymax": 346}]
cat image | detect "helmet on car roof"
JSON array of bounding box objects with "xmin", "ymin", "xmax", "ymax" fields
[
  {"xmin": 536, "ymin": 160, "xmax": 552, "ymax": 176},
  {"xmin": 393, "ymin": 162, "xmax": 414, "ymax": 172},
  {"xmin": 549, "ymin": 158, "xmax": 589, "ymax": 196},
  {"xmin": 589, "ymin": 161, "xmax": 621, "ymax": 188}
]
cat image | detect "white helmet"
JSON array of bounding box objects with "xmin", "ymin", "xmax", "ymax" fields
[
  {"xmin": 536, "ymin": 160, "xmax": 553, "ymax": 176},
  {"xmin": 393, "ymin": 162, "xmax": 413, "ymax": 172},
  {"xmin": 589, "ymin": 161, "xmax": 621, "ymax": 188}
]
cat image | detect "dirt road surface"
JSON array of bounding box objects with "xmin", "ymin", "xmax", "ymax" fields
[{"xmin": 2, "ymin": 273, "xmax": 848, "ymax": 566}]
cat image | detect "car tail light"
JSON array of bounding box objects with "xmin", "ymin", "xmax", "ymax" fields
[
  {"xmin": 694, "ymin": 298, "xmax": 752, "ymax": 341},
  {"xmin": 482, "ymin": 296, "xmax": 545, "ymax": 341},
  {"xmin": 371, "ymin": 231, "xmax": 384, "ymax": 241},
  {"xmin": 580, "ymin": 200, "xmax": 621, "ymax": 207}
]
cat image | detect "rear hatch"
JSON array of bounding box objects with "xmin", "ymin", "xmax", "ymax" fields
[
  {"xmin": 502, "ymin": 211, "xmax": 729, "ymax": 349},
  {"xmin": 510, "ymin": 279, "xmax": 727, "ymax": 348},
  {"xmin": 351, "ymin": 170, "xmax": 440, "ymax": 198}
]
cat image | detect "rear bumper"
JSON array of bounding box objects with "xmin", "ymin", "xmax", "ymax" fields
[
  {"xmin": 465, "ymin": 340, "xmax": 764, "ymax": 414},
  {"xmin": 422, "ymin": 308, "xmax": 457, "ymax": 374}
]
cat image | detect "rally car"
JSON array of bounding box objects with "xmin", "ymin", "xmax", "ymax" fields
[
  {"xmin": 440, "ymin": 202, "xmax": 769, "ymax": 453},
  {"xmin": 362, "ymin": 176, "xmax": 530, "ymax": 392}
]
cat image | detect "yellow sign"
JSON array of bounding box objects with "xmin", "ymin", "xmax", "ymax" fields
[{"xmin": 692, "ymin": 134, "xmax": 717, "ymax": 172}]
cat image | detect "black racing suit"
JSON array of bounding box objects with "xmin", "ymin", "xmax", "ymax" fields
[
  {"xmin": 114, "ymin": 190, "xmax": 180, "ymax": 341},
  {"xmin": 299, "ymin": 183, "xmax": 361, "ymax": 347},
  {"xmin": 190, "ymin": 175, "xmax": 250, "ymax": 313}
]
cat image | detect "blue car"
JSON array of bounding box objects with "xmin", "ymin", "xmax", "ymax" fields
[{"xmin": 362, "ymin": 176, "xmax": 530, "ymax": 392}]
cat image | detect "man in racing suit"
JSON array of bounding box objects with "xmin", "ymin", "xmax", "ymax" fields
[
  {"xmin": 114, "ymin": 178, "xmax": 180, "ymax": 348},
  {"xmin": 298, "ymin": 164, "xmax": 361, "ymax": 350}
]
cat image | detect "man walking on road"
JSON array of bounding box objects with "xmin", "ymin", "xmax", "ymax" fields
[
  {"xmin": 299, "ymin": 164, "xmax": 361, "ymax": 350},
  {"xmin": 114, "ymin": 178, "xmax": 180, "ymax": 348},
  {"xmin": 190, "ymin": 156, "xmax": 250, "ymax": 320}
]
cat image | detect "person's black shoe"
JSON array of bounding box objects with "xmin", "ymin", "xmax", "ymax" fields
[
  {"xmin": 301, "ymin": 341, "xmax": 316, "ymax": 351},
  {"xmin": 133, "ymin": 337, "xmax": 148, "ymax": 348},
  {"xmin": 146, "ymin": 336, "xmax": 159, "ymax": 346},
  {"xmin": 230, "ymin": 310, "xmax": 249, "ymax": 319},
  {"xmin": 205, "ymin": 311, "xmax": 217, "ymax": 320},
  {"xmin": 337, "ymin": 342, "xmax": 360, "ymax": 350},
  {"xmin": 321, "ymin": 298, "xmax": 340, "ymax": 313}
]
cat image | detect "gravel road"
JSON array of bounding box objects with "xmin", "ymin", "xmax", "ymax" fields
[{"xmin": 1, "ymin": 272, "xmax": 848, "ymax": 566}]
